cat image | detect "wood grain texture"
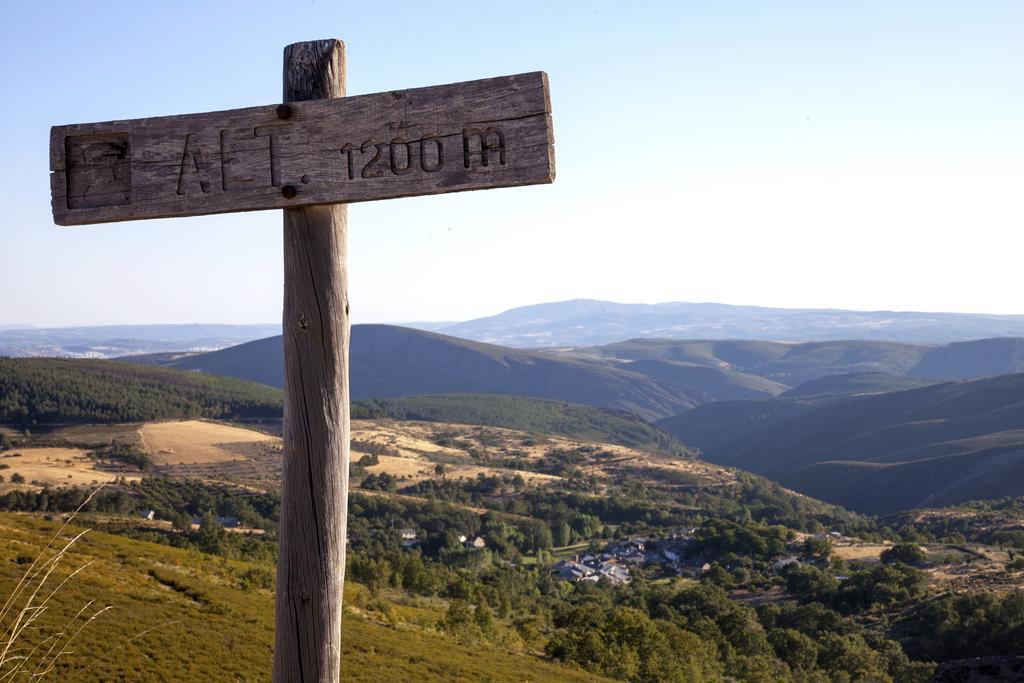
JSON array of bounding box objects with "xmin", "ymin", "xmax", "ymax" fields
[
  {"xmin": 50, "ymin": 71, "xmax": 554, "ymax": 226},
  {"xmin": 273, "ymin": 39, "xmax": 349, "ymax": 683}
]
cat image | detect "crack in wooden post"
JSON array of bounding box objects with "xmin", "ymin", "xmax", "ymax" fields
[{"xmin": 274, "ymin": 38, "xmax": 349, "ymax": 683}]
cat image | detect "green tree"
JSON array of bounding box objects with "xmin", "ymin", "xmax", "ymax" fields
[
  {"xmin": 818, "ymin": 633, "xmax": 891, "ymax": 681},
  {"xmin": 786, "ymin": 565, "xmax": 838, "ymax": 603},
  {"xmin": 473, "ymin": 596, "xmax": 493, "ymax": 633},
  {"xmin": 527, "ymin": 520, "xmax": 553, "ymax": 552},
  {"xmin": 172, "ymin": 511, "xmax": 193, "ymax": 533},
  {"xmin": 880, "ymin": 543, "xmax": 927, "ymax": 566},
  {"xmin": 900, "ymin": 591, "xmax": 1024, "ymax": 660},
  {"xmin": 768, "ymin": 628, "xmax": 818, "ymax": 670},
  {"xmin": 442, "ymin": 599, "xmax": 475, "ymax": 636},
  {"xmin": 803, "ymin": 536, "xmax": 833, "ymax": 560},
  {"xmin": 197, "ymin": 513, "xmax": 225, "ymax": 553},
  {"xmin": 832, "ymin": 564, "xmax": 926, "ymax": 613},
  {"xmin": 552, "ymin": 520, "xmax": 572, "ymax": 546}
]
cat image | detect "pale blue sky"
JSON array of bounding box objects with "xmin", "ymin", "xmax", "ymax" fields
[{"xmin": 2, "ymin": 1, "xmax": 1022, "ymax": 326}]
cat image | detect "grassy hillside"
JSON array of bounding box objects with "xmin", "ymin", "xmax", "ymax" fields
[
  {"xmin": 166, "ymin": 335, "xmax": 283, "ymax": 389},
  {"xmin": 9, "ymin": 416, "xmax": 1024, "ymax": 680},
  {"xmin": 780, "ymin": 372, "xmax": 942, "ymax": 399},
  {"xmin": 657, "ymin": 400, "xmax": 813, "ymax": 455},
  {"xmin": 0, "ymin": 358, "xmax": 282, "ymax": 427},
  {"xmin": 151, "ymin": 329, "xmax": 1024, "ymax": 423},
  {"xmin": 0, "ymin": 420, "xmax": 942, "ymax": 682},
  {"xmin": 678, "ymin": 374, "xmax": 1024, "ymax": 513},
  {"xmin": 576, "ymin": 338, "xmax": 926, "ymax": 387},
  {"xmin": 609, "ymin": 359, "xmax": 787, "ymax": 401},
  {"xmin": 351, "ymin": 394, "xmax": 693, "ymax": 456},
  {"xmin": 580, "ymin": 337, "xmax": 1024, "ymax": 387},
  {"xmin": 0, "ymin": 514, "xmax": 606, "ymax": 681},
  {"xmin": 167, "ymin": 326, "xmax": 700, "ymax": 420},
  {"xmin": 910, "ymin": 337, "xmax": 1024, "ymax": 379}
]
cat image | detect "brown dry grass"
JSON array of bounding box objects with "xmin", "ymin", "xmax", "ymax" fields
[
  {"xmin": 363, "ymin": 455, "xmax": 433, "ymax": 482},
  {"xmin": 350, "ymin": 422, "xmax": 466, "ymax": 458},
  {"xmin": 445, "ymin": 465, "xmax": 560, "ymax": 485},
  {"xmin": 0, "ymin": 449, "xmax": 131, "ymax": 491},
  {"xmin": 40, "ymin": 424, "xmax": 142, "ymax": 450},
  {"xmin": 831, "ymin": 542, "xmax": 891, "ymax": 562},
  {"xmin": 138, "ymin": 421, "xmax": 278, "ymax": 466}
]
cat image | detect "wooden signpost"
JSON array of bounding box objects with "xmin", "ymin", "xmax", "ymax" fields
[{"xmin": 49, "ymin": 39, "xmax": 554, "ymax": 682}]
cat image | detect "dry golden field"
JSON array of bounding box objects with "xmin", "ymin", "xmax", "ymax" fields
[
  {"xmin": 11, "ymin": 418, "xmax": 741, "ymax": 503},
  {"xmin": 350, "ymin": 418, "xmax": 738, "ymax": 494},
  {"xmin": 0, "ymin": 447, "xmax": 134, "ymax": 490},
  {"xmin": 139, "ymin": 420, "xmax": 279, "ymax": 465}
]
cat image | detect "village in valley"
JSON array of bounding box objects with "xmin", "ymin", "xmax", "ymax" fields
[{"xmin": 549, "ymin": 530, "xmax": 852, "ymax": 587}]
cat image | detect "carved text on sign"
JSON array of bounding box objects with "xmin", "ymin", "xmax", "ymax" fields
[{"xmin": 50, "ymin": 72, "xmax": 554, "ymax": 225}]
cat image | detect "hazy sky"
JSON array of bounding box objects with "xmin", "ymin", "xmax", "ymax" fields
[{"xmin": 2, "ymin": 1, "xmax": 1022, "ymax": 326}]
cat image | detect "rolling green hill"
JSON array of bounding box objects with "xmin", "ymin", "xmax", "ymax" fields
[
  {"xmin": 664, "ymin": 374, "xmax": 1024, "ymax": 513},
  {"xmin": 908, "ymin": 337, "xmax": 1024, "ymax": 379},
  {"xmin": 0, "ymin": 353, "xmax": 690, "ymax": 455},
  {"xmin": 145, "ymin": 329, "xmax": 1024, "ymax": 423},
  {"xmin": 575, "ymin": 338, "xmax": 926, "ymax": 387},
  {"xmin": 165, "ymin": 326, "xmax": 703, "ymax": 420},
  {"xmin": 656, "ymin": 399, "xmax": 814, "ymax": 455},
  {"xmin": 780, "ymin": 372, "xmax": 942, "ymax": 399},
  {"xmin": 577, "ymin": 337, "xmax": 1024, "ymax": 387},
  {"xmin": 164, "ymin": 334, "xmax": 284, "ymax": 388},
  {"xmin": 606, "ymin": 359, "xmax": 788, "ymax": 402},
  {"xmin": 0, "ymin": 358, "xmax": 282, "ymax": 427}
]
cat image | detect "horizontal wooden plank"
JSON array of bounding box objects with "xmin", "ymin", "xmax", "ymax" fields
[{"xmin": 50, "ymin": 72, "xmax": 554, "ymax": 226}]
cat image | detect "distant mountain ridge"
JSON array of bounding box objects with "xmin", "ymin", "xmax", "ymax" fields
[
  {"xmin": 0, "ymin": 324, "xmax": 280, "ymax": 359},
  {"xmin": 418, "ymin": 299, "xmax": 1024, "ymax": 347}
]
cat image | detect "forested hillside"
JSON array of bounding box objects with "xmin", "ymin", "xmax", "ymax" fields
[
  {"xmin": 663, "ymin": 374, "xmax": 1024, "ymax": 513},
  {"xmin": 0, "ymin": 358, "xmax": 282, "ymax": 426}
]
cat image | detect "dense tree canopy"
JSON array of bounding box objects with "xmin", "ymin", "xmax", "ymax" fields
[{"xmin": 0, "ymin": 358, "xmax": 282, "ymax": 425}]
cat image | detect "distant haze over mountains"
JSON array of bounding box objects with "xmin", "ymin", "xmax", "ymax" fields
[
  {"xmin": 6, "ymin": 299, "xmax": 1024, "ymax": 358},
  {"xmin": 411, "ymin": 299, "xmax": 1024, "ymax": 347},
  {"xmin": 0, "ymin": 324, "xmax": 280, "ymax": 358}
]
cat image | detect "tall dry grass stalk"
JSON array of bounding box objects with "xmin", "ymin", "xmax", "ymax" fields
[{"xmin": 0, "ymin": 486, "xmax": 111, "ymax": 680}]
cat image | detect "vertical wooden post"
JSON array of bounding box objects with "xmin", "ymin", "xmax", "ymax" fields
[{"xmin": 274, "ymin": 39, "xmax": 349, "ymax": 683}]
